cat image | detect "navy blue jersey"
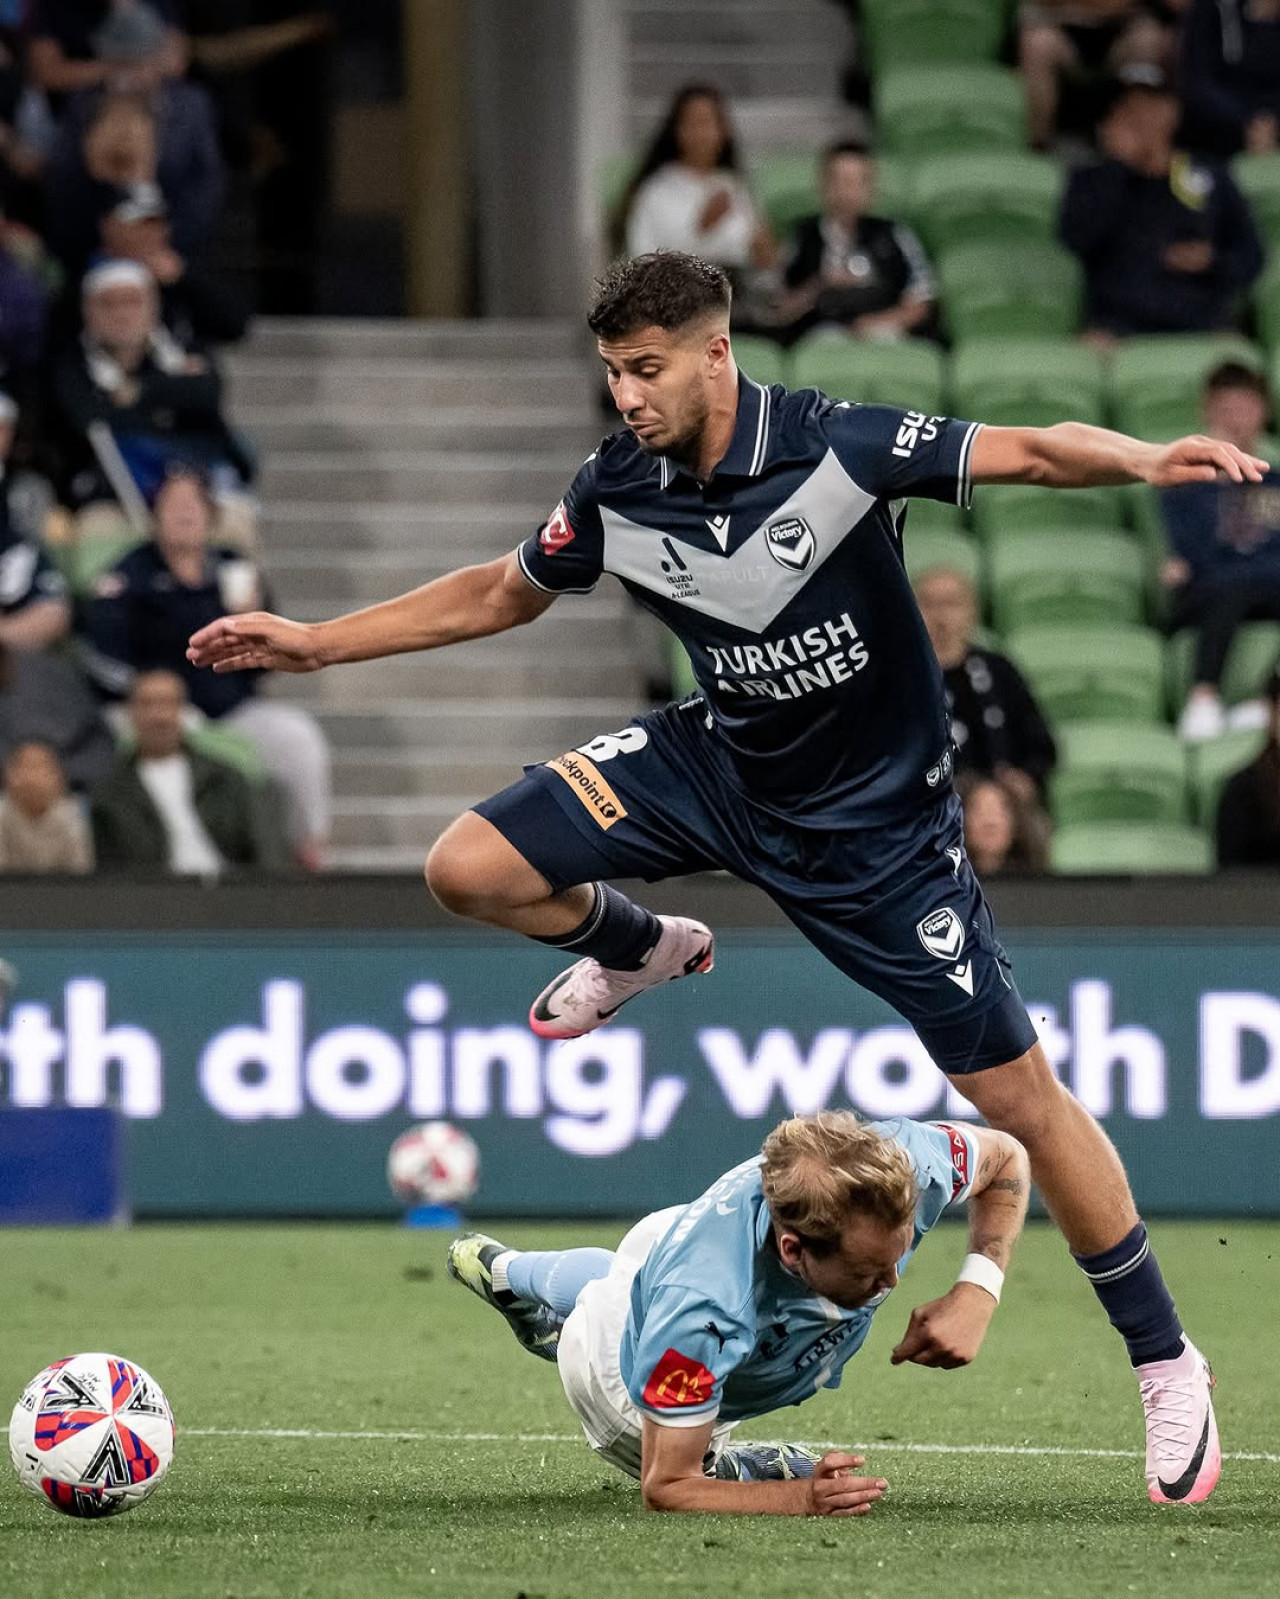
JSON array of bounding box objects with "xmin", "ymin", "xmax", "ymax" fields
[{"xmin": 518, "ymin": 378, "xmax": 981, "ymax": 825}]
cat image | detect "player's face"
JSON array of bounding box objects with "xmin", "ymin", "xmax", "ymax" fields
[
  {"xmin": 780, "ymin": 1214, "xmax": 915, "ymax": 1310},
  {"xmin": 598, "ymin": 326, "xmax": 722, "ymax": 463}
]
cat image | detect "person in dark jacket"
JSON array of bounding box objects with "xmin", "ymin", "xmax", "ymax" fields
[
  {"xmin": 778, "ymin": 140, "xmax": 935, "ymax": 345},
  {"xmin": 1181, "ymin": 0, "xmax": 1280, "ymax": 159},
  {"xmin": 1216, "ymin": 669, "xmax": 1280, "ymax": 865},
  {"xmin": 1161, "ymin": 362, "xmax": 1280, "ymax": 740},
  {"xmin": 915, "ymin": 566, "xmax": 1059, "ymax": 798},
  {"xmin": 91, "ymin": 667, "xmax": 288, "ymax": 873},
  {"xmin": 1060, "ymin": 65, "xmax": 1264, "ymax": 339}
]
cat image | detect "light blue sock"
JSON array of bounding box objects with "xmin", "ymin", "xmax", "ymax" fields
[{"xmin": 503, "ymin": 1248, "xmax": 615, "ymax": 1316}]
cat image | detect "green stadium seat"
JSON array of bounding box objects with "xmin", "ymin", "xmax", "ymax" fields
[
  {"xmin": 1050, "ymin": 822, "xmax": 1213, "ymax": 874},
  {"xmin": 754, "ymin": 152, "xmax": 820, "ymax": 240},
  {"xmin": 1051, "ymin": 721, "xmax": 1188, "ymax": 826},
  {"xmin": 1189, "ymin": 728, "xmax": 1268, "ymax": 826},
  {"xmin": 596, "ymin": 152, "xmax": 635, "ymax": 227},
  {"xmin": 1166, "ymin": 621, "xmax": 1280, "ymax": 708},
  {"xmin": 790, "ymin": 334, "xmax": 946, "ymax": 412},
  {"xmin": 904, "ymin": 527, "xmax": 981, "ymax": 587},
  {"xmin": 670, "ymin": 640, "xmax": 697, "ymax": 699},
  {"xmin": 901, "ymin": 498, "xmax": 967, "ymax": 536},
  {"xmin": 972, "ymin": 483, "xmax": 1128, "ymax": 540},
  {"xmin": 1254, "ymin": 257, "xmax": 1280, "ymax": 353},
  {"xmin": 58, "ymin": 528, "xmax": 148, "ymax": 598},
  {"xmin": 184, "ymin": 723, "xmax": 269, "ymax": 782},
  {"xmin": 1107, "ymin": 334, "xmax": 1264, "ymax": 440},
  {"xmin": 938, "ymin": 241, "xmax": 1082, "ymax": 343},
  {"xmin": 911, "ymin": 152, "xmax": 1061, "ymax": 257},
  {"xmin": 1007, "ymin": 622, "xmax": 1166, "ymax": 723},
  {"xmin": 732, "ymin": 334, "xmax": 790, "ymax": 388},
  {"xmin": 950, "ymin": 338, "xmax": 1107, "ymax": 429},
  {"xmin": 987, "ymin": 528, "xmax": 1146, "ymax": 632},
  {"xmin": 1233, "ymin": 151, "xmax": 1280, "ymax": 249},
  {"xmin": 876, "ymin": 65, "xmax": 1025, "ymax": 158},
  {"xmin": 862, "ymin": 0, "xmax": 1007, "ymax": 70}
]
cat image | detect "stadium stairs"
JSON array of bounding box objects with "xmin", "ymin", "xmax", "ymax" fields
[{"xmin": 225, "ymin": 318, "xmax": 644, "ymax": 873}]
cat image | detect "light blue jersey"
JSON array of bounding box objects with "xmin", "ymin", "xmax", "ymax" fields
[{"xmin": 618, "ymin": 1118, "xmax": 979, "ymax": 1427}]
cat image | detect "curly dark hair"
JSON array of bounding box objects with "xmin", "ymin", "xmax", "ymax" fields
[{"xmin": 587, "ymin": 251, "xmax": 732, "ymax": 341}]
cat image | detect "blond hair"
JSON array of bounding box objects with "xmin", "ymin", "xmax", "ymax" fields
[{"xmin": 760, "ymin": 1112, "xmax": 917, "ymax": 1252}]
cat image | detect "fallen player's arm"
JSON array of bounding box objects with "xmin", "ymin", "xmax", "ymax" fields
[
  {"xmin": 186, "ymin": 550, "xmax": 555, "ymax": 675},
  {"xmin": 970, "ymin": 423, "xmax": 1268, "ymax": 492},
  {"xmin": 891, "ymin": 1127, "xmax": 1030, "ymax": 1370},
  {"xmin": 640, "ymin": 1417, "xmax": 887, "ymax": 1517}
]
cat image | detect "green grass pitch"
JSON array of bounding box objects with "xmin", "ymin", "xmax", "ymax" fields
[{"xmin": 2, "ymin": 1219, "xmax": 1278, "ymax": 1599}]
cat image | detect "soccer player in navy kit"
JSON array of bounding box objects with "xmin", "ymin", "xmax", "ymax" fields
[{"xmin": 189, "ymin": 251, "xmax": 1261, "ymax": 1505}]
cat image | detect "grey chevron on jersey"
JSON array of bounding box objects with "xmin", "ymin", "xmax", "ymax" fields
[{"xmin": 599, "ymin": 447, "xmax": 876, "ymax": 634}]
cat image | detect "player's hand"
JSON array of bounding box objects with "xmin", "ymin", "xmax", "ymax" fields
[
  {"xmin": 804, "ymin": 1452, "xmax": 888, "ymax": 1518},
  {"xmin": 186, "ymin": 611, "xmax": 325, "ymax": 674},
  {"xmin": 1141, "ymin": 435, "xmax": 1269, "ymax": 489},
  {"xmin": 890, "ymin": 1283, "xmax": 996, "ymax": 1369}
]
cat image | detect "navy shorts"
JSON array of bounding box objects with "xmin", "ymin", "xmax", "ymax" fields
[{"xmin": 474, "ymin": 699, "xmax": 1037, "ymax": 1075}]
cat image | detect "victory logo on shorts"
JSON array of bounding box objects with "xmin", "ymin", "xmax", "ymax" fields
[
  {"xmin": 916, "ymin": 906, "xmax": 965, "ymax": 961},
  {"xmin": 765, "ymin": 516, "xmax": 815, "ymax": 571}
]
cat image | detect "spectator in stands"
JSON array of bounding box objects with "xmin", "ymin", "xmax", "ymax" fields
[
  {"xmin": 914, "ymin": 565, "xmax": 1057, "ymax": 852},
  {"xmin": 1020, "ymin": 0, "xmax": 1174, "ymax": 150},
  {"xmin": 91, "ymin": 667, "xmax": 289, "ymax": 874},
  {"xmin": 620, "ymin": 84, "xmax": 774, "ymax": 285},
  {"xmin": 1215, "ymin": 667, "xmax": 1280, "ymax": 864},
  {"xmin": 776, "ymin": 140, "xmax": 935, "ymax": 345},
  {"xmin": 1161, "ymin": 362, "xmax": 1280, "ymax": 740},
  {"xmin": 27, "ymin": 2, "xmax": 188, "ymax": 106},
  {"xmin": 54, "ymin": 258, "xmax": 250, "ymax": 509},
  {"xmin": 1181, "ymin": 0, "xmax": 1280, "ymax": 158},
  {"xmin": 1060, "ymin": 65, "xmax": 1265, "ymax": 340},
  {"xmin": 0, "ymin": 391, "xmax": 69, "ymax": 655},
  {"xmin": 98, "ymin": 187, "xmax": 246, "ymax": 344},
  {"xmin": 957, "ymin": 770, "xmax": 1049, "ymax": 877},
  {"xmin": 82, "ymin": 466, "xmax": 331, "ymax": 867},
  {"xmin": 45, "ymin": 84, "xmax": 225, "ymax": 274},
  {"xmin": 0, "ymin": 213, "xmax": 49, "ymax": 404},
  {"xmin": 0, "ymin": 739, "xmax": 92, "ymax": 871}
]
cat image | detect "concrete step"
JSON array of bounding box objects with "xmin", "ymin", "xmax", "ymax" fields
[
  {"xmin": 631, "ymin": 43, "xmax": 843, "ymax": 102},
  {"xmin": 329, "ymin": 844, "xmax": 443, "ymax": 872},
  {"xmin": 258, "ymin": 502, "xmax": 554, "ymax": 556},
  {"xmin": 267, "ymin": 551, "xmax": 631, "ymax": 606},
  {"xmin": 331, "ymin": 795, "xmax": 509, "ymax": 852},
  {"xmin": 630, "ymin": 1, "xmax": 848, "ymax": 50},
  {"xmin": 282, "ymin": 646, "xmax": 644, "ymax": 701},
  {"xmin": 224, "ymin": 357, "xmax": 594, "ymax": 411},
  {"xmin": 306, "ymin": 697, "xmax": 642, "ymax": 751},
  {"xmin": 245, "ymin": 317, "xmax": 582, "ymax": 362},
  {"xmin": 238, "ymin": 409, "xmax": 595, "ymax": 456},
  {"xmin": 333, "ymin": 747, "xmax": 532, "ymax": 799},
  {"xmin": 259, "ymin": 451, "xmax": 572, "ymax": 505}
]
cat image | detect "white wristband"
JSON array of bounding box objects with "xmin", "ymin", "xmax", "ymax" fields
[{"xmin": 957, "ymin": 1253, "xmax": 1004, "ymax": 1304}]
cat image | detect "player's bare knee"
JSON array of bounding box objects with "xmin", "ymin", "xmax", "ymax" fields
[{"xmin": 949, "ymin": 1050, "xmax": 1061, "ymax": 1149}]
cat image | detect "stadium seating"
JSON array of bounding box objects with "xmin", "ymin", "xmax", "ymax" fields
[
  {"xmin": 754, "ymin": 153, "xmax": 821, "ymax": 241},
  {"xmin": 1107, "ymin": 334, "xmax": 1264, "ymax": 440},
  {"xmin": 1253, "ymin": 257, "xmax": 1280, "ymax": 353},
  {"xmin": 938, "ymin": 241, "xmax": 1083, "ymax": 342},
  {"xmin": 987, "ymin": 527, "xmax": 1146, "ymax": 632},
  {"xmin": 950, "ymin": 338, "xmax": 1107, "ymax": 428},
  {"xmin": 732, "ymin": 334, "xmax": 790, "ymax": 388},
  {"xmin": 1166, "ymin": 621, "xmax": 1280, "ymax": 707},
  {"xmin": 1189, "ymin": 728, "xmax": 1268, "ymax": 826},
  {"xmin": 790, "ymin": 334, "xmax": 946, "ymax": 412},
  {"xmin": 903, "ymin": 527, "xmax": 981, "ymax": 586},
  {"xmin": 1050, "ymin": 721, "xmax": 1188, "ymax": 826},
  {"xmin": 1007, "ymin": 621, "xmax": 1166, "ymax": 723},
  {"xmin": 1050, "ymin": 821, "xmax": 1213, "ymax": 874},
  {"xmin": 861, "ymin": 0, "xmax": 1007, "ymax": 70},
  {"xmin": 972, "ymin": 483, "xmax": 1128, "ymax": 540},
  {"xmin": 875, "ymin": 64, "xmax": 1025, "ymax": 158},
  {"xmin": 902, "ymin": 498, "xmax": 967, "ymax": 536},
  {"xmin": 909, "ymin": 152, "xmax": 1061, "ymax": 257},
  {"xmin": 1233, "ymin": 151, "xmax": 1280, "ymax": 251}
]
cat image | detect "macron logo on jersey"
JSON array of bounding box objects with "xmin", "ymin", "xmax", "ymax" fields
[
  {"xmin": 642, "ymin": 1348, "xmax": 716, "ymax": 1410},
  {"xmin": 539, "ymin": 501, "xmax": 575, "ymax": 556}
]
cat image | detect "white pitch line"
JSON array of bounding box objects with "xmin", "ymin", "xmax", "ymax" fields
[{"xmin": 180, "ymin": 1427, "xmax": 1280, "ymax": 1464}]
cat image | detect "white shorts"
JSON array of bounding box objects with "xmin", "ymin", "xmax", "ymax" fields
[{"xmin": 557, "ymin": 1205, "xmax": 736, "ymax": 1480}]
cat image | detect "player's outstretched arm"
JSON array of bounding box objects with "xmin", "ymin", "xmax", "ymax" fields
[
  {"xmin": 891, "ymin": 1127, "xmax": 1030, "ymax": 1371},
  {"xmin": 640, "ymin": 1418, "xmax": 887, "ymax": 1517},
  {"xmin": 971, "ymin": 423, "xmax": 1268, "ymax": 491},
  {"xmin": 186, "ymin": 550, "xmax": 556, "ymax": 675}
]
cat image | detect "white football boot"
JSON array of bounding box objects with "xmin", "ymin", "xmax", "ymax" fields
[
  {"xmin": 529, "ymin": 915, "xmax": 714, "ymax": 1040},
  {"xmin": 1138, "ymin": 1339, "xmax": 1221, "ymax": 1505}
]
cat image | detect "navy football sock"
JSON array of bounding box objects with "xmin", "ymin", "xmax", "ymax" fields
[
  {"xmin": 1073, "ymin": 1222, "xmax": 1184, "ymax": 1368},
  {"xmin": 533, "ymin": 882, "xmax": 660, "ymax": 970}
]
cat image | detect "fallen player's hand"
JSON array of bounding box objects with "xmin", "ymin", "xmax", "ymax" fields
[
  {"xmin": 187, "ymin": 612, "xmax": 325, "ymax": 675},
  {"xmin": 890, "ymin": 1283, "xmax": 996, "ymax": 1369},
  {"xmin": 804, "ymin": 1452, "xmax": 888, "ymax": 1517}
]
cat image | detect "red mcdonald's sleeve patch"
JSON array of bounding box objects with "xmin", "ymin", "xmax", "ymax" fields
[{"xmin": 642, "ymin": 1347, "xmax": 717, "ymax": 1410}]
